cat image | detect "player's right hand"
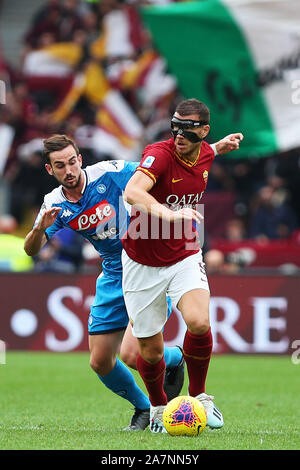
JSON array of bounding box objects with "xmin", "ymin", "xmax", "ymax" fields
[
  {"xmin": 36, "ymin": 207, "xmax": 62, "ymax": 231},
  {"xmin": 172, "ymin": 207, "xmax": 203, "ymax": 224}
]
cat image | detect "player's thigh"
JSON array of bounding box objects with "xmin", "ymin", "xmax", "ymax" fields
[
  {"xmin": 167, "ymin": 252, "xmax": 209, "ymax": 305},
  {"xmin": 177, "ymin": 288, "xmax": 210, "ymax": 335},
  {"xmin": 122, "ymin": 250, "xmax": 169, "ymax": 338},
  {"xmin": 120, "ymin": 295, "xmax": 173, "ymax": 369},
  {"xmin": 89, "ymin": 272, "xmax": 129, "ymax": 334},
  {"xmin": 167, "ymin": 252, "xmax": 210, "ymax": 334},
  {"xmin": 89, "ymin": 330, "xmax": 124, "ymax": 374}
]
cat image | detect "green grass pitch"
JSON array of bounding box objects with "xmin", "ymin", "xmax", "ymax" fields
[{"xmin": 0, "ymin": 352, "xmax": 299, "ymax": 450}]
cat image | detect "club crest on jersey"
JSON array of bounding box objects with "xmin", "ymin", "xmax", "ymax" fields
[
  {"xmin": 203, "ymin": 170, "xmax": 208, "ymax": 183},
  {"xmin": 142, "ymin": 156, "xmax": 155, "ymax": 168},
  {"xmin": 68, "ymin": 200, "xmax": 115, "ymax": 231},
  {"xmin": 97, "ymin": 184, "xmax": 107, "ymax": 194}
]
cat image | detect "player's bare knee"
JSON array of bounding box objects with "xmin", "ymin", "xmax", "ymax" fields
[
  {"xmin": 138, "ymin": 332, "xmax": 164, "ymax": 364},
  {"xmin": 89, "ymin": 356, "xmax": 100, "ymax": 373},
  {"xmin": 187, "ymin": 316, "xmax": 210, "ymax": 335},
  {"xmin": 140, "ymin": 346, "xmax": 163, "ymax": 365},
  {"xmin": 120, "ymin": 349, "xmax": 137, "ymax": 369},
  {"xmin": 90, "ymin": 355, "xmax": 112, "ymax": 375},
  {"xmin": 142, "ymin": 351, "xmax": 163, "ymax": 365}
]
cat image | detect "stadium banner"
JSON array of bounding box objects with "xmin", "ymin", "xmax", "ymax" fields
[
  {"xmin": 141, "ymin": 0, "xmax": 300, "ymax": 158},
  {"xmin": 0, "ymin": 273, "xmax": 299, "ymax": 355}
]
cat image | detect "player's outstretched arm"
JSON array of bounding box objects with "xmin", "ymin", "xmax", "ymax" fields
[
  {"xmin": 24, "ymin": 207, "xmax": 61, "ymax": 256},
  {"xmin": 213, "ymin": 133, "xmax": 244, "ymax": 155}
]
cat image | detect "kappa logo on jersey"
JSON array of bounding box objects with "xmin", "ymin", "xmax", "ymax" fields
[
  {"xmin": 108, "ymin": 160, "xmax": 119, "ymax": 169},
  {"xmin": 68, "ymin": 200, "xmax": 115, "ymax": 231},
  {"xmin": 61, "ymin": 209, "xmax": 73, "ymax": 218},
  {"xmin": 142, "ymin": 156, "xmax": 155, "ymax": 169}
]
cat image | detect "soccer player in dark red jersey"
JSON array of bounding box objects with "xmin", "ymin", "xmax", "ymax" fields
[{"xmin": 122, "ymin": 98, "xmax": 243, "ymax": 432}]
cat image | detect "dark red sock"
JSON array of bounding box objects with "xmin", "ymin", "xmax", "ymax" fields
[
  {"xmin": 136, "ymin": 355, "xmax": 168, "ymax": 406},
  {"xmin": 183, "ymin": 328, "xmax": 213, "ymax": 396}
]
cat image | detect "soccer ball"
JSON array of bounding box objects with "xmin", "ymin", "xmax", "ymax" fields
[{"xmin": 163, "ymin": 395, "xmax": 207, "ymax": 436}]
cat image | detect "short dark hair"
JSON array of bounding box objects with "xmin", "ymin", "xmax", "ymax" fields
[
  {"xmin": 175, "ymin": 98, "xmax": 210, "ymax": 123},
  {"xmin": 43, "ymin": 134, "xmax": 79, "ymax": 164}
]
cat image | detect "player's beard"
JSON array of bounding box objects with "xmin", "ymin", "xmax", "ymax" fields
[{"xmin": 63, "ymin": 172, "xmax": 82, "ymax": 189}]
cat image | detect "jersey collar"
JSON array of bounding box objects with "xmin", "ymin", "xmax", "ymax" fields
[{"xmin": 174, "ymin": 148, "xmax": 201, "ymax": 167}]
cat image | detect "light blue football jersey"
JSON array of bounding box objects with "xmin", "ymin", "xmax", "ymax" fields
[{"xmin": 34, "ymin": 160, "xmax": 138, "ymax": 276}]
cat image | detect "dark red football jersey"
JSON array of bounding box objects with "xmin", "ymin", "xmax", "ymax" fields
[{"xmin": 122, "ymin": 138, "xmax": 215, "ymax": 266}]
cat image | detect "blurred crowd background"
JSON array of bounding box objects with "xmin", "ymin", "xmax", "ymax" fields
[{"xmin": 0, "ymin": 0, "xmax": 300, "ymax": 275}]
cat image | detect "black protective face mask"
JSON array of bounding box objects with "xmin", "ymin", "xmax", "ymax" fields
[
  {"xmin": 171, "ymin": 127, "xmax": 203, "ymax": 143},
  {"xmin": 171, "ymin": 116, "xmax": 208, "ymax": 143}
]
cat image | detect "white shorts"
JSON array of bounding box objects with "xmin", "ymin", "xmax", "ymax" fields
[{"xmin": 121, "ymin": 250, "xmax": 210, "ymax": 338}]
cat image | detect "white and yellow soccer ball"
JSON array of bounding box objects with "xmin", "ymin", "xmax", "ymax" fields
[{"xmin": 163, "ymin": 395, "xmax": 207, "ymax": 436}]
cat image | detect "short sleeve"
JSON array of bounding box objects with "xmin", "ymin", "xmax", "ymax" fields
[
  {"xmin": 136, "ymin": 144, "xmax": 169, "ymax": 184},
  {"xmin": 110, "ymin": 161, "xmax": 139, "ymax": 191}
]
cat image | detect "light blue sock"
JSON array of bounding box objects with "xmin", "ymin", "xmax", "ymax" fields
[
  {"xmin": 97, "ymin": 358, "xmax": 150, "ymax": 410},
  {"xmin": 164, "ymin": 346, "xmax": 183, "ymax": 368}
]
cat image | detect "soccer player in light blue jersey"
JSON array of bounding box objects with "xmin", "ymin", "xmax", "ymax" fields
[
  {"xmin": 24, "ymin": 133, "xmax": 242, "ymax": 430},
  {"xmin": 24, "ymin": 135, "xmax": 184, "ymax": 430}
]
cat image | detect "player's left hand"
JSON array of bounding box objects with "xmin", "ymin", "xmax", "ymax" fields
[{"xmin": 215, "ymin": 133, "xmax": 244, "ymax": 155}]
